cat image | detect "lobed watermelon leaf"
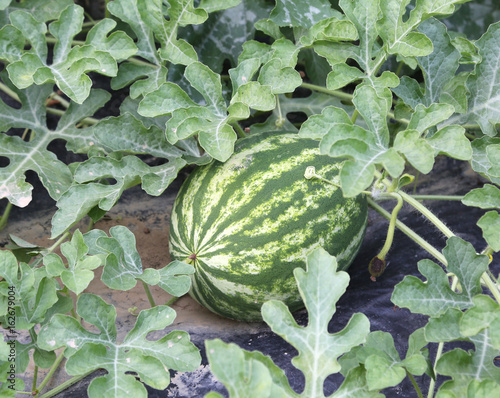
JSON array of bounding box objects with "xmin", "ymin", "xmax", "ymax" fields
[
  {"xmin": 0, "ymin": 81, "xmax": 110, "ymax": 208},
  {"xmin": 391, "ymin": 236, "xmax": 500, "ymax": 396},
  {"xmin": 423, "ymin": 295, "xmax": 500, "ymax": 396},
  {"xmin": 1, "ymin": 4, "xmax": 134, "ymax": 103},
  {"xmin": 0, "ymin": 251, "xmax": 58, "ymax": 330},
  {"xmin": 207, "ymin": 248, "xmax": 375, "ymax": 397},
  {"xmin": 339, "ymin": 329, "xmax": 429, "ymax": 391},
  {"xmin": 182, "ymin": 0, "xmax": 271, "ymax": 73},
  {"xmin": 37, "ymin": 293, "xmax": 201, "ymax": 398},
  {"xmin": 392, "ymin": 236, "xmax": 489, "ymax": 317},
  {"xmin": 43, "ymin": 229, "xmax": 102, "ymax": 295},
  {"xmin": 82, "ymin": 225, "xmax": 194, "ymax": 297}
]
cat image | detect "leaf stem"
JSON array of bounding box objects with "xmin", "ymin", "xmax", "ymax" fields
[
  {"xmin": 0, "ymin": 81, "xmax": 21, "ymax": 103},
  {"xmin": 427, "ymin": 275, "xmax": 458, "ymax": 398},
  {"xmin": 32, "ymin": 365, "xmax": 39, "ymax": 394},
  {"xmin": 377, "ymin": 193, "xmax": 403, "ymax": 260},
  {"xmin": 300, "ymin": 82, "xmax": 354, "ymax": 102},
  {"xmin": 142, "ymin": 281, "xmax": 156, "ymax": 307},
  {"xmin": 406, "ymin": 369, "xmax": 424, "ymax": 398},
  {"xmin": 375, "ymin": 171, "xmax": 455, "ymax": 238},
  {"xmin": 48, "ymin": 232, "xmax": 71, "ymax": 254},
  {"xmin": 400, "ymin": 191, "xmax": 455, "ymax": 238},
  {"xmin": 410, "ymin": 195, "xmax": 464, "ymax": 201},
  {"xmin": 367, "ymin": 197, "xmax": 447, "ymax": 265},
  {"xmin": 350, "ymin": 109, "xmax": 359, "ymax": 124},
  {"xmin": 0, "ymin": 201, "xmax": 13, "ymax": 231},
  {"xmin": 34, "ymin": 348, "xmax": 66, "ymax": 397},
  {"xmin": 427, "ymin": 342, "xmax": 443, "ymax": 398},
  {"xmin": 165, "ymin": 295, "xmax": 181, "ymax": 306},
  {"xmin": 38, "ymin": 369, "xmax": 95, "ymax": 398},
  {"xmin": 232, "ymin": 122, "xmax": 246, "ymax": 138},
  {"xmin": 481, "ymin": 272, "xmax": 500, "ymax": 304}
]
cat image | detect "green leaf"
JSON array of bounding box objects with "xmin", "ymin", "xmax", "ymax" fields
[
  {"xmin": 427, "ymin": 125, "xmax": 472, "ymax": 160},
  {"xmin": 107, "ymin": 0, "xmax": 160, "ymax": 64},
  {"xmin": 338, "ymin": 0, "xmax": 379, "ymax": 66},
  {"xmin": 394, "ymin": 129, "xmax": 435, "ymax": 173},
  {"xmin": 326, "ymin": 64, "xmax": 365, "ymax": 91},
  {"xmin": 207, "ymin": 248, "xmax": 373, "ymax": 397},
  {"xmin": 270, "ymin": 0, "xmax": 340, "ymax": 28},
  {"xmin": 460, "ymin": 295, "xmax": 500, "ymax": 349},
  {"xmin": 392, "ymin": 18, "xmax": 467, "ymax": 111},
  {"xmin": 377, "ymin": 0, "xmax": 433, "ymax": 57},
  {"xmin": 0, "ymin": 251, "xmax": 57, "ymax": 330},
  {"xmin": 422, "ymin": 292, "xmax": 500, "ymax": 396},
  {"xmin": 314, "ymin": 85, "xmax": 405, "ymax": 196},
  {"xmin": 38, "ymin": 293, "xmax": 201, "ymax": 398},
  {"xmin": 231, "ymin": 81, "xmax": 275, "ymax": 111},
  {"xmin": 471, "ymin": 137, "xmax": 500, "ymax": 185},
  {"xmin": 85, "ymin": 18, "xmax": 138, "ymax": 62},
  {"xmin": 434, "ymin": 332, "xmax": 500, "ymax": 397},
  {"xmin": 451, "ymin": 21, "xmax": 500, "ymax": 136},
  {"xmin": 258, "ymin": 58, "xmax": 302, "ymax": 94},
  {"xmin": 199, "ymin": 0, "xmax": 242, "ymax": 13},
  {"xmin": 365, "ymin": 332, "xmax": 427, "ymax": 390},
  {"xmin": 134, "ymin": 0, "xmax": 206, "ymax": 66},
  {"xmin": 299, "ymin": 105, "xmax": 353, "ymax": 140},
  {"xmin": 301, "ymin": 16, "xmax": 358, "ymax": 46},
  {"xmin": 407, "ymin": 103, "xmax": 455, "ymax": 133},
  {"xmin": 378, "ymin": 1, "xmax": 469, "ymax": 60},
  {"xmin": 392, "ymin": 236, "xmax": 489, "ymax": 317},
  {"xmin": 0, "ymin": 339, "xmax": 25, "ymax": 396},
  {"xmin": 14, "ymin": 335, "xmax": 56, "ymax": 373},
  {"xmin": 462, "ymin": 184, "xmax": 500, "ymax": 209},
  {"xmin": 261, "ymin": 248, "xmax": 370, "ymax": 397},
  {"xmin": 183, "ymin": 0, "xmax": 272, "ymax": 72},
  {"xmin": 466, "ymin": 380, "xmax": 500, "ymax": 398},
  {"xmin": 417, "ymin": 18, "xmax": 462, "ymax": 106},
  {"xmin": 340, "ymin": 328, "xmax": 429, "ymax": 391},
  {"xmin": 0, "ymin": 80, "xmax": 111, "ymax": 207},
  {"xmin": 254, "ymin": 92, "xmax": 354, "ymax": 135},
  {"xmin": 0, "ymin": 0, "xmax": 73, "ymax": 24},
  {"xmin": 477, "ymin": 211, "xmax": 500, "ymax": 251},
  {"xmin": 50, "ymin": 155, "xmax": 186, "ymax": 237},
  {"xmin": 112, "ymin": 63, "xmax": 168, "ymax": 99},
  {"xmin": 4, "ymin": 5, "xmax": 119, "ymax": 103},
  {"xmin": 138, "ymin": 82, "xmax": 198, "ymax": 117},
  {"xmin": 139, "ymin": 62, "xmax": 246, "ymax": 161},
  {"xmin": 44, "ymin": 230, "xmax": 102, "ymax": 295},
  {"xmin": 82, "ymin": 226, "xmax": 194, "ymax": 295},
  {"xmin": 206, "ymin": 339, "xmax": 295, "ymax": 398},
  {"xmin": 91, "ymin": 113, "xmax": 187, "ymax": 159}
]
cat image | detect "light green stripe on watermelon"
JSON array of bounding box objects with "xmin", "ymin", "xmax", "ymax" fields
[{"xmin": 169, "ymin": 131, "xmax": 368, "ymax": 321}]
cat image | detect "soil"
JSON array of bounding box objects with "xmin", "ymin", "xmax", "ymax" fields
[{"xmin": 1, "ymin": 156, "xmax": 498, "ymax": 397}]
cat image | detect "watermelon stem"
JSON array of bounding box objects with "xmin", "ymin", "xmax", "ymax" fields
[
  {"xmin": 142, "ymin": 281, "xmax": 156, "ymax": 307},
  {"xmin": 231, "ymin": 122, "xmax": 246, "ymax": 138},
  {"xmin": 304, "ymin": 166, "xmax": 372, "ymax": 194},
  {"xmin": 275, "ymin": 95, "xmax": 285, "ymax": 127},
  {"xmin": 369, "ymin": 193, "xmax": 403, "ymax": 280},
  {"xmin": 367, "ymin": 197, "xmax": 446, "ymax": 264},
  {"xmin": 375, "ymin": 170, "xmax": 455, "ymax": 238}
]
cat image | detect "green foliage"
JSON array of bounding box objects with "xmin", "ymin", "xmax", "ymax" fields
[
  {"xmin": 38, "ymin": 293, "xmax": 201, "ymax": 398},
  {"xmin": 207, "ymin": 248, "xmax": 375, "ymax": 397},
  {"xmin": 83, "ymin": 226, "xmax": 194, "ymax": 295},
  {"xmin": 0, "ymin": 0, "xmax": 499, "ymax": 396}
]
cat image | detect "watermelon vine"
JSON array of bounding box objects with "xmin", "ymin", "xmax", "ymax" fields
[{"xmin": 0, "ymin": 0, "xmax": 499, "ymax": 397}]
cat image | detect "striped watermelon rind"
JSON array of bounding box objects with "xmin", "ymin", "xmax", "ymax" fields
[{"xmin": 169, "ymin": 131, "xmax": 367, "ymax": 321}]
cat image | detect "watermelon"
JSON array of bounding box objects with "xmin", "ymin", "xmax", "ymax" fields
[{"xmin": 169, "ymin": 131, "xmax": 367, "ymax": 321}]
